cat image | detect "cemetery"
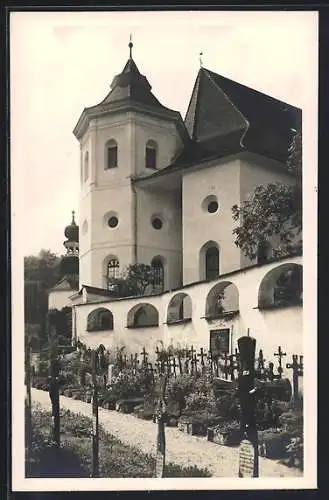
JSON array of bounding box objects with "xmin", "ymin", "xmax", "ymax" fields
[{"xmin": 26, "ymin": 334, "xmax": 304, "ymax": 477}]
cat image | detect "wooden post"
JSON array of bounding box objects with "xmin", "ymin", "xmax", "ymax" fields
[
  {"xmin": 48, "ymin": 342, "xmax": 60, "ymax": 447},
  {"xmin": 177, "ymin": 352, "xmax": 183, "ymax": 375},
  {"xmin": 25, "ymin": 340, "xmax": 33, "ymax": 460},
  {"xmin": 91, "ymin": 350, "xmax": 99, "ymax": 478},
  {"xmin": 155, "ymin": 373, "xmax": 168, "ymax": 478},
  {"xmin": 237, "ymin": 336, "xmax": 259, "ymax": 478}
]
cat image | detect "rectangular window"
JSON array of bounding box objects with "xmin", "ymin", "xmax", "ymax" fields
[{"xmin": 107, "ymin": 147, "xmax": 118, "ymax": 169}]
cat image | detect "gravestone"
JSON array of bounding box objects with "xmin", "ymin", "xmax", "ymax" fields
[{"xmin": 239, "ymin": 439, "xmax": 256, "ymax": 477}]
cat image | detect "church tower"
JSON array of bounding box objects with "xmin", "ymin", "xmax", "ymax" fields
[{"xmin": 73, "ymin": 40, "xmax": 187, "ymax": 289}]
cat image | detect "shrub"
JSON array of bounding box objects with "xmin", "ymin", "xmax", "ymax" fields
[{"xmin": 165, "ymin": 463, "xmax": 211, "ymax": 477}]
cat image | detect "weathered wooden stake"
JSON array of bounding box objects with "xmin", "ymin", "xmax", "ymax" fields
[
  {"xmin": 91, "ymin": 350, "xmax": 99, "ymax": 477},
  {"xmin": 25, "ymin": 340, "xmax": 33, "ymax": 460},
  {"xmin": 155, "ymin": 372, "xmax": 167, "ymax": 478},
  {"xmin": 48, "ymin": 342, "xmax": 60, "ymax": 447}
]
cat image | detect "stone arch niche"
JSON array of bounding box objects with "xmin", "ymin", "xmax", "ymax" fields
[
  {"xmin": 127, "ymin": 303, "xmax": 159, "ymax": 328},
  {"xmin": 199, "ymin": 240, "xmax": 220, "ymax": 281},
  {"xmin": 205, "ymin": 281, "xmax": 240, "ymax": 320},
  {"xmin": 167, "ymin": 293, "xmax": 192, "ymax": 325},
  {"xmin": 87, "ymin": 308, "xmax": 114, "ymax": 332},
  {"xmin": 258, "ymin": 263, "xmax": 303, "ymax": 309}
]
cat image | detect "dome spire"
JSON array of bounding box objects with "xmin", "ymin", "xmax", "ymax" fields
[
  {"xmin": 129, "ymin": 33, "xmax": 133, "ymax": 59},
  {"xmin": 71, "ymin": 210, "xmax": 76, "ymax": 225}
]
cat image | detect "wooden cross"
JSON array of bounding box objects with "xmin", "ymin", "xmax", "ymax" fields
[
  {"xmin": 155, "ymin": 346, "xmax": 161, "ymax": 361},
  {"xmin": 177, "ymin": 352, "xmax": 183, "ymax": 375},
  {"xmin": 222, "ymin": 352, "xmax": 229, "ymax": 380},
  {"xmin": 197, "ymin": 348, "xmax": 207, "ymax": 366},
  {"xmin": 274, "ymin": 346, "xmax": 286, "ymax": 378},
  {"xmin": 184, "ymin": 357, "xmax": 189, "ymax": 374},
  {"xmin": 189, "ymin": 345, "xmax": 196, "ymax": 360},
  {"xmin": 193, "ymin": 354, "xmax": 199, "ymax": 374},
  {"xmin": 140, "ymin": 347, "xmax": 148, "ymax": 366},
  {"xmin": 267, "ymin": 362, "xmax": 280, "ymax": 382},
  {"xmin": 256, "ymin": 349, "xmax": 266, "ymax": 379},
  {"xmin": 286, "ymin": 354, "xmax": 303, "ymax": 402},
  {"xmin": 229, "ymin": 354, "xmax": 238, "ymax": 381},
  {"xmin": 171, "ymin": 357, "xmax": 177, "ymax": 377}
]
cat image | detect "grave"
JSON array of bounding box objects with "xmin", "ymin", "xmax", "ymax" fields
[{"xmin": 238, "ymin": 439, "xmax": 257, "ymax": 478}]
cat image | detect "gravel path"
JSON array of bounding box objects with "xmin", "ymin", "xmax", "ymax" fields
[{"xmin": 31, "ymin": 388, "xmax": 302, "ymax": 478}]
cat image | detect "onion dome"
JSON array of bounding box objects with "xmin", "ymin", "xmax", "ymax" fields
[{"xmin": 64, "ymin": 210, "xmax": 79, "ymax": 242}]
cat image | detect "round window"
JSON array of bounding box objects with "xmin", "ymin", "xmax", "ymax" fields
[
  {"xmin": 208, "ymin": 200, "xmax": 219, "ymax": 213},
  {"xmin": 152, "ymin": 217, "xmax": 163, "ymax": 230},
  {"xmin": 202, "ymin": 194, "xmax": 219, "ymax": 214},
  {"xmin": 108, "ymin": 216, "xmax": 118, "ymax": 228}
]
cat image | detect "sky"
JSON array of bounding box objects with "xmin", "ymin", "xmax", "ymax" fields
[{"xmin": 10, "ymin": 10, "xmax": 318, "ymax": 257}]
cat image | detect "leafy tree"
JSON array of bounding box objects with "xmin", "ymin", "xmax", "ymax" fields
[
  {"xmin": 24, "ymin": 249, "xmax": 62, "ymax": 346},
  {"xmin": 105, "ymin": 263, "xmax": 155, "ymax": 297},
  {"xmin": 231, "ymin": 131, "xmax": 302, "ymax": 260}
]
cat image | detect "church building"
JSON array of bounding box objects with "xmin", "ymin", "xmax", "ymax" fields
[{"xmin": 49, "ymin": 40, "xmax": 303, "ymax": 366}]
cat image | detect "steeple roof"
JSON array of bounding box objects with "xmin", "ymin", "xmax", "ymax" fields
[
  {"xmin": 101, "ymin": 57, "xmax": 165, "ymax": 109},
  {"xmin": 73, "ymin": 51, "xmax": 188, "ymax": 141}
]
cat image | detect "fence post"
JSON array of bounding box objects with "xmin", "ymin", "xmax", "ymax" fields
[
  {"xmin": 155, "ymin": 372, "xmax": 167, "ymax": 478},
  {"xmin": 91, "ymin": 350, "xmax": 99, "ymax": 477},
  {"xmin": 25, "ymin": 339, "xmax": 33, "ymax": 460},
  {"xmin": 48, "ymin": 342, "xmax": 60, "ymax": 447}
]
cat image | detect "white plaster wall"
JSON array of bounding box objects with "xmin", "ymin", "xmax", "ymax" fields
[
  {"xmin": 182, "ymin": 157, "xmax": 241, "ymax": 284},
  {"xmin": 136, "ymin": 187, "xmax": 182, "ymax": 290},
  {"xmin": 133, "ymin": 115, "xmax": 183, "ymax": 175},
  {"xmin": 48, "ymin": 290, "xmax": 74, "ymax": 311},
  {"xmin": 75, "ymin": 255, "xmax": 303, "ymax": 384},
  {"xmin": 77, "ymin": 112, "xmax": 183, "ymax": 290}
]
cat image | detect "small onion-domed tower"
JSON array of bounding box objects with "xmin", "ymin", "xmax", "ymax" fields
[{"xmin": 60, "ymin": 210, "xmax": 79, "ymax": 279}]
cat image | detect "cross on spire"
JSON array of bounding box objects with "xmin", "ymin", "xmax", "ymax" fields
[
  {"xmin": 199, "ymin": 51, "xmax": 203, "ymax": 68},
  {"xmin": 129, "ymin": 34, "xmax": 133, "ymax": 59},
  {"xmin": 72, "ymin": 210, "xmax": 75, "ymax": 224}
]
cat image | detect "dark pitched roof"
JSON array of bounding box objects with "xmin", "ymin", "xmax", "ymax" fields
[
  {"xmin": 183, "ymin": 68, "xmax": 301, "ymax": 164},
  {"xmin": 52, "ymin": 276, "xmax": 79, "ymax": 292}
]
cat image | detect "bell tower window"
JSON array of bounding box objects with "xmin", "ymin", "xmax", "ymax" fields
[
  {"xmin": 105, "ymin": 139, "xmax": 118, "ymax": 169},
  {"xmin": 107, "ymin": 257, "xmax": 120, "ymax": 280},
  {"xmin": 145, "ymin": 140, "xmax": 157, "ymax": 169}
]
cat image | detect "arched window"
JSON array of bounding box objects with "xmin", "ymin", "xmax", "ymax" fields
[
  {"xmin": 205, "ymin": 281, "xmax": 239, "ymax": 320},
  {"xmin": 257, "ymin": 240, "xmax": 272, "ymax": 265},
  {"xmin": 105, "ymin": 139, "xmax": 118, "ymax": 169},
  {"xmin": 84, "ymin": 152, "xmax": 89, "ymax": 182},
  {"xmin": 127, "ymin": 303, "xmax": 159, "ymax": 328},
  {"xmin": 87, "ymin": 308, "xmax": 114, "ymax": 332},
  {"xmin": 145, "ymin": 140, "xmax": 157, "ymax": 169},
  {"xmin": 151, "ymin": 257, "xmax": 164, "ymax": 292},
  {"xmin": 258, "ymin": 263, "xmax": 303, "ymax": 309},
  {"xmin": 199, "ymin": 241, "xmax": 220, "ymax": 281},
  {"xmin": 206, "ymin": 246, "xmax": 219, "ymax": 280},
  {"xmin": 167, "ymin": 293, "xmax": 192, "ymax": 324},
  {"xmin": 107, "ymin": 257, "xmax": 120, "ymax": 280}
]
